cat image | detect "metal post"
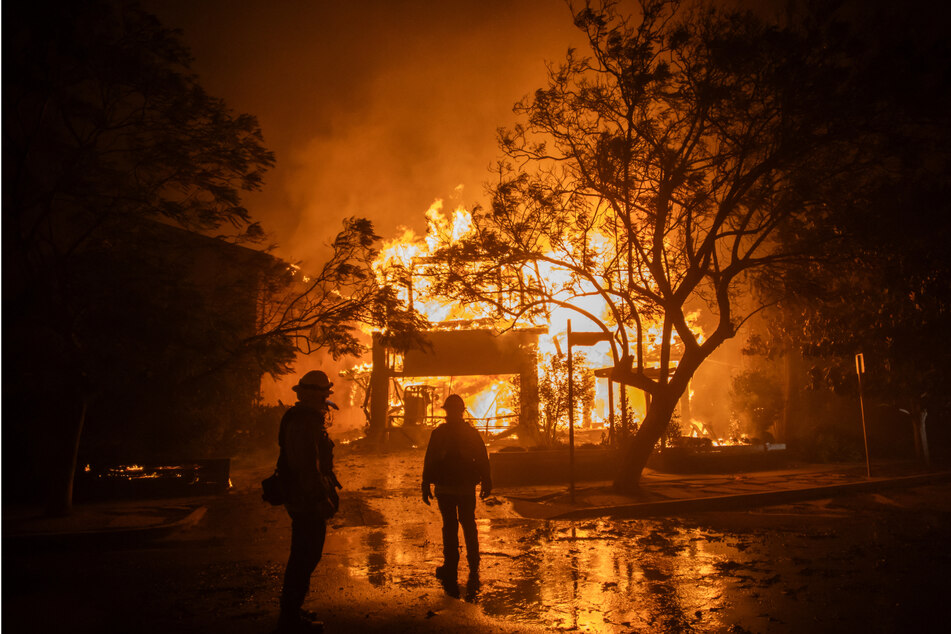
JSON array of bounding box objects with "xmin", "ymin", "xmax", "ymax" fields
[
  {"xmin": 567, "ymin": 320, "xmax": 575, "ymax": 503},
  {"xmin": 608, "ymin": 378, "xmax": 615, "ymax": 446},
  {"xmin": 856, "ymin": 353, "xmax": 871, "ymax": 478},
  {"xmin": 920, "ymin": 410, "xmax": 931, "ymax": 466}
]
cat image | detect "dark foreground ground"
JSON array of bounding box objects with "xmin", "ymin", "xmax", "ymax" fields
[{"xmin": 4, "ymin": 446, "xmax": 951, "ymax": 633}]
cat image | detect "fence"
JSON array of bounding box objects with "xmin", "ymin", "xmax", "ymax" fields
[{"xmin": 387, "ymin": 413, "xmax": 519, "ymax": 438}]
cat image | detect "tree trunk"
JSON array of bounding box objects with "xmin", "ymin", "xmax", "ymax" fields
[
  {"xmin": 517, "ymin": 361, "xmax": 544, "ymax": 447},
  {"xmin": 514, "ymin": 419, "xmax": 545, "ymax": 447},
  {"xmin": 613, "ymin": 392, "xmax": 677, "ymax": 492},
  {"xmin": 47, "ymin": 396, "xmax": 88, "ymax": 517},
  {"xmin": 779, "ymin": 341, "xmax": 794, "ymax": 444}
]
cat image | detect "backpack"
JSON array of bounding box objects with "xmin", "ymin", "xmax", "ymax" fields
[
  {"xmin": 261, "ymin": 470, "xmax": 283, "ymax": 506},
  {"xmin": 438, "ymin": 425, "xmax": 481, "ymax": 487}
]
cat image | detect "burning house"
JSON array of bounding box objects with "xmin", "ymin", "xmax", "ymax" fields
[
  {"xmin": 356, "ymin": 200, "xmax": 696, "ymax": 450},
  {"xmin": 352, "ymin": 197, "xmax": 788, "ymax": 478}
]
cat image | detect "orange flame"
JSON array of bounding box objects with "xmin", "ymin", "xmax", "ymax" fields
[{"xmin": 369, "ymin": 199, "xmax": 708, "ymax": 435}]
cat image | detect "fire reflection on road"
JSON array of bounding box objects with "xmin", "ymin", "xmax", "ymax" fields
[
  {"xmin": 336, "ymin": 504, "xmax": 757, "ymax": 631},
  {"xmin": 325, "ymin": 449, "xmax": 819, "ymax": 631},
  {"xmin": 474, "ymin": 520, "xmax": 744, "ymax": 632},
  {"xmin": 364, "ymin": 529, "xmax": 387, "ymax": 587}
]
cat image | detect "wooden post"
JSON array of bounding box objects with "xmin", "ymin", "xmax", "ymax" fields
[{"xmin": 368, "ymin": 333, "xmax": 390, "ymax": 440}]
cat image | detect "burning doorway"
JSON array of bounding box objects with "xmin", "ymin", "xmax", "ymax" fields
[{"xmin": 367, "ymin": 328, "xmax": 545, "ymax": 443}]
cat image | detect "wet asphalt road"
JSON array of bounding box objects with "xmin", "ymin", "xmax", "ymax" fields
[{"xmin": 5, "ymin": 447, "xmax": 951, "ymax": 633}]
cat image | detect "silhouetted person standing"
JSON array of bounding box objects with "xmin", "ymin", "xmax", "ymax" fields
[
  {"xmin": 422, "ymin": 394, "xmax": 492, "ymax": 586},
  {"xmin": 278, "ymin": 370, "xmax": 339, "ymax": 633}
]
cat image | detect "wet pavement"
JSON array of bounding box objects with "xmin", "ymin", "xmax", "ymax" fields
[{"xmin": 4, "ymin": 446, "xmax": 951, "ymax": 633}]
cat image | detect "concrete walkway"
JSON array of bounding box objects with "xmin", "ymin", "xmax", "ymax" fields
[{"xmin": 504, "ymin": 464, "xmax": 951, "ymax": 520}]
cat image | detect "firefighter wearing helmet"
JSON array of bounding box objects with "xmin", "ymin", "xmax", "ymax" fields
[
  {"xmin": 276, "ymin": 370, "xmax": 341, "ymax": 632},
  {"xmin": 421, "ymin": 393, "xmax": 492, "ymax": 589}
]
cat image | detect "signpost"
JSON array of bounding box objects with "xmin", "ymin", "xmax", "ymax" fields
[
  {"xmin": 567, "ymin": 321, "xmax": 575, "ymax": 502},
  {"xmin": 856, "ymin": 353, "xmax": 871, "ymax": 478}
]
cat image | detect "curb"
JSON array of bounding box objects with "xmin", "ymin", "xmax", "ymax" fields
[
  {"xmin": 548, "ymin": 471, "xmax": 951, "ymax": 520},
  {"xmin": 3, "ymin": 505, "xmax": 208, "ymax": 548}
]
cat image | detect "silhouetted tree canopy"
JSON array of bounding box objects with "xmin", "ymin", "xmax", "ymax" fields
[
  {"xmin": 752, "ymin": 0, "xmax": 951, "ymax": 418},
  {"xmin": 3, "ymin": 0, "xmax": 280, "ymax": 512},
  {"xmin": 255, "ymin": 216, "xmax": 430, "ymax": 363},
  {"xmin": 423, "ymin": 0, "xmax": 942, "ymax": 488},
  {"xmin": 2, "ymin": 1, "xmax": 426, "ymax": 512}
]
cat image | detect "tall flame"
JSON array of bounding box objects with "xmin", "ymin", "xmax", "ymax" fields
[{"xmin": 368, "ymin": 199, "xmax": 707, "ymax": 436}]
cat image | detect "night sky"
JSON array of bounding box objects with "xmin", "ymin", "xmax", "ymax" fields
[{"xmin": 145, "ymin": 0, "xmax": 584, "ymax": 268}]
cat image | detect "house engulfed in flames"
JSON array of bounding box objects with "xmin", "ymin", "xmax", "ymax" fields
[{"xmin": 354, "ymin": 200, "xmax": 702, "ymax": 446}]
